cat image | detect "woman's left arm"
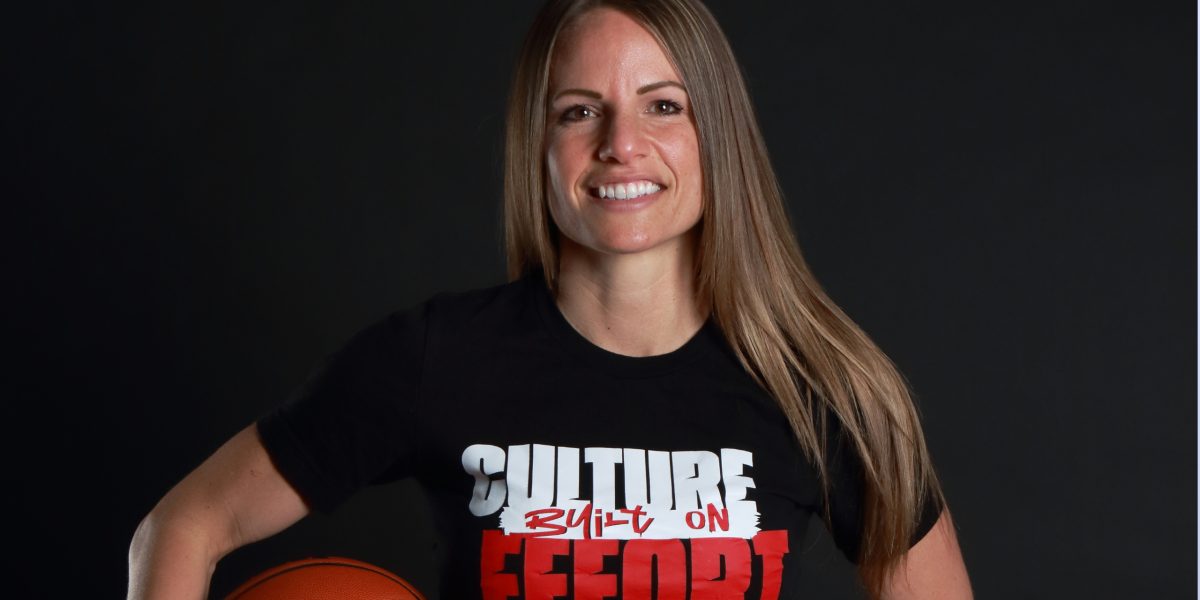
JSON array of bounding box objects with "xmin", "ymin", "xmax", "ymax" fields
[{"xmin": 879, "ymin": 509, "xmax": 974, "ymax": 600}]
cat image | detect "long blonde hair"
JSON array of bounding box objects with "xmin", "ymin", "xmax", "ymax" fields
[{"xmin": 502, "ymin": 0, "xmax": 944, "ymax": 594}]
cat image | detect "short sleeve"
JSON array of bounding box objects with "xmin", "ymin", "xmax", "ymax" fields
[
  {"xmin": 256, "ymin": 302, "xmax": 430, "ymax": 514},
  {"xmin": 821, "ymin": 417, "xmax": 944, "ymax": 563}
]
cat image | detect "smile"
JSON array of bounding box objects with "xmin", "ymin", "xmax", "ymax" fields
[{"xmin": 592, "ymin": 181, "xmax": 663, "ymax": 200}]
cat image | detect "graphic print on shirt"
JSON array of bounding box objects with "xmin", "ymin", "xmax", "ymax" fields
[{"xmin": 462, "ymin": 443, "xmax": 790, "ymax": 600}]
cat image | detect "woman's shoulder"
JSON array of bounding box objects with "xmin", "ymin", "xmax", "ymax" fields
[
  {"xmin": 418, "ymin": 273, "xmax": 538, "ymax": 323},
  {"xmin": 373, "ymin": 273, "xmax": 543, "ymax": 345},
  {"xmin": 423, "ymin": 274, "xmax": 532, "ymax": 313}
]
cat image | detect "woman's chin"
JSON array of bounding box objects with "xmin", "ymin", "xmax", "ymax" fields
[{"xmin": 564, "ymin": 231, "xmax": 695, "ymax": 261}]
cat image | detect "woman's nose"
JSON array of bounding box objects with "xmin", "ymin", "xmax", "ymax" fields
[{"xmin": 597, "ymin": 111, "xmax": 649, "ymax": 163}]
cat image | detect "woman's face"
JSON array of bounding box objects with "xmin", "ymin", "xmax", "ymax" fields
[{"xmin": 545, "ymin": 8, "xmax": 703, "ymax": 258}]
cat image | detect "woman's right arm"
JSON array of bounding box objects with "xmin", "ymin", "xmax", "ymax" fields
[{"xmin": 127, "ymin": 424, "xmax": 309, "ymax": 600}]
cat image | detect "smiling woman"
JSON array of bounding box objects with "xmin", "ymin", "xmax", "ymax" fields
[
  {"xmin": 128, "ymin": 1, "xmax": 971, "ymax": 599},
  {"xmin": 501, "ymin": 2, "xmax": 971, "ymax": 597}
]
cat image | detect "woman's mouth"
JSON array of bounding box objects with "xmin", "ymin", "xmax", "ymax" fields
[{"xmin": 589, "ymin": 181, "xmax": 664, "ymax": 200}]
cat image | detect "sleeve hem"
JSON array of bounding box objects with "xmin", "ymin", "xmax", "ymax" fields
[
  {"xmin": 908, "ymin": 494, "xmax": 945, "ymax": 549},
  {"xmin": 255, "ymin": 416, "xmax": 348, "ymax": 514}
]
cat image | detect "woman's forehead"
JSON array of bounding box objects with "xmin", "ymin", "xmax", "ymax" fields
[{"xmin": 549, "ymin": 8, "xmax": 682, "ymax": 91}]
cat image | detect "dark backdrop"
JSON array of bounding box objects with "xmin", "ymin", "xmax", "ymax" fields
[{"xmin": 8, "ymin": 1, "xmax": 1195, "ymax": 597}]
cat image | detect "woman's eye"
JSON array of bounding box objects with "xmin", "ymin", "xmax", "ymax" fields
[
  {"xmin": 651, "ymin": 100, "xmax": 684, "ymax": 115},
  {"xmin": 560, "ymin": 105, "xmax": 597, "ymax": 122}
]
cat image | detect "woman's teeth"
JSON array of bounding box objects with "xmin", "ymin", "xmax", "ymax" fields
[{"xmin": 597, "ymin": 181, "xmax": 662, "ymax": 200}]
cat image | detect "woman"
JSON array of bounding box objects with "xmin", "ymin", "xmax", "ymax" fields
[{"xmin": 129, "ymin": 0, "xmax": 972, "ymax": 598}]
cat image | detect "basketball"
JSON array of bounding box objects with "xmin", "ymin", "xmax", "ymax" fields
[{"xmin": 225, "ymin": 557, "xmax": 425, "ymax": 600}]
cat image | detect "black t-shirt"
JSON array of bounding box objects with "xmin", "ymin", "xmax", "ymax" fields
[{"xmin": 257, "ymin": 272, "xmax": 940, "ymax": 599}]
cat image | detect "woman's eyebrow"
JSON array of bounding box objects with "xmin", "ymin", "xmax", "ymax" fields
[
  {"xmin": 551, "ymin": 80, "xmax": 687, "ymax": 102},
  {"xmin": 636, "ymin": 80, "xmax": 685, "ymax": 95},
  {"xmin": 552, "ymin": 88, "xmax": 602, "ymax": 101}
]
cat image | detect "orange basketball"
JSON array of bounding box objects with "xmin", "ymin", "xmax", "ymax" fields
[{"xmin": 225, "ymin": 557, "xmax": 426, "ymax": 600}]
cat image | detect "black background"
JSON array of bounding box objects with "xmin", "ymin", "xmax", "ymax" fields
[{"xmin": 7, "ymin": 1, "xmax": 1195, "ymax": 598}]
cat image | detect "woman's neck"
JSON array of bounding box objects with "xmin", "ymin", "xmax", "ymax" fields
[{"xmin": 553, "ymin": 234, "xmax": 706, "ymax": 357}]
